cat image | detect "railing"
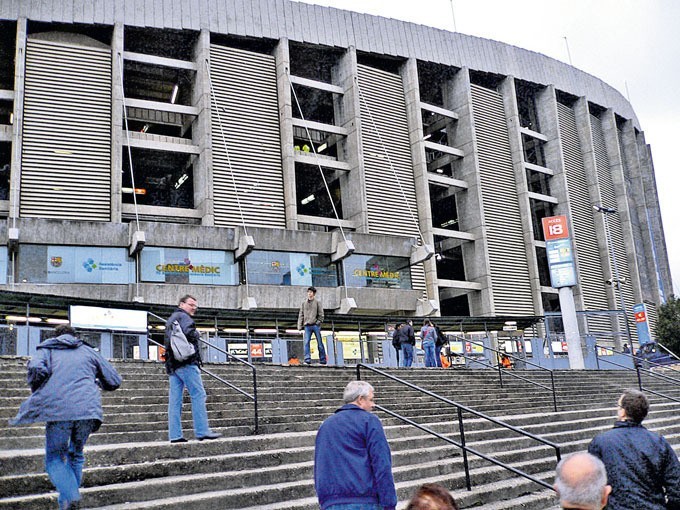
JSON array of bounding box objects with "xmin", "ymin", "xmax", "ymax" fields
[
  {"xmin": 462, "ymin": 340, "xmax": 558, "ymax": 413},
  {"xmin": 595, "ymin": 345, "xmax": 680, "ymax": 404},
  {"xmin": 356, "ymin": 364, "xmax": 561, "ymax": 492},
  {"xmin": 147, "ymin": 313, "xmax": 259, "ymax": 434}
]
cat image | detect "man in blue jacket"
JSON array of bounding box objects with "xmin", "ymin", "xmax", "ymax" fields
[
  {"xmin": 11, "ymin": 325, "xmax": 122, "ymax": 510},
  {"xmin": 314, "ymin": 380, "xmax": 397, "ymax": 510},
  {"xmin": 165, "ymin": 294, "xmax": 221, "ymax": 443},
  {"xmin": 588, "ymin": 389, "xmax": 680, "ymax": 510}
]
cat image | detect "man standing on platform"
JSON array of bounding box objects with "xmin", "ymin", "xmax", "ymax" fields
[
  {"xmin": 165, "ymin": 294, "xmax": 222, "ymax": 443},
  {"xmin": 314, "ymin": 381, "xmax": 397, "ymax": 510},
  {"xmin": 297, "ymin": 286, "xmax": 327, "ymax": 365}
]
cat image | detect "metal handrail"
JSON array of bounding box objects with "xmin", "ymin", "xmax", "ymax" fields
[
  {"xmin": 595, "ymin": 345, "xmax": 680, "ymax": 404},
  {"xmin": 356, "ymin": 364, "xmax": 561, "ymax": 492},
  {"xmin": 464, "ymin": 339, "xmax": 558, "ymax": 412},
  {"xmin": 147, "ymin": 314, "xmax": 259, "ymax": 434}
]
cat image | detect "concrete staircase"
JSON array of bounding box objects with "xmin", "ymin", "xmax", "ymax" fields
[{"xmin": 1, "ymin": 356, "xmax": 679, "ymax": 509}]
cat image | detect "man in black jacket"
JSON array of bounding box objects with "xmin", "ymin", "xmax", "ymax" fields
[
  {"xmin": 165, "ymin": 295, "xmax": 221, "ymax": 443},
  {"xmin": 588, "ymin": 389, "xmax": 680, "ymax": 509}
]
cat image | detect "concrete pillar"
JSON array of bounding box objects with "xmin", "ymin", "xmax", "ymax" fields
[
  {"xmin": 274, "ymin": 38, "xmax": 297, "ymax": 230},
  {"xmin": 400, "ymin": 58, "xmax": 438, "ymax": 309},
  {"xmin": 110, "ymin": 23, "xmax": 124, "ymax": 223},
  {"xmin": 446, "ymin": 68, "xmax": 494, "ymax": 316},
  {"xmin": 332, "ymin": 47, "xmax": 369, "ymax": 232},
  {"xmin": 499, "ymin": 76, "xmax": 542, "ymax": 316},
  {"xmin": 193, "ymin": 29, "xmax": 214, "ymax": 226},
  {"xmin": 8, "ymin": 18, "xmax": 27, "ymax": 225}
]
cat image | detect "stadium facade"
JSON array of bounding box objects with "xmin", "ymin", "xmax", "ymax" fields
[{"xmin": 0, "ymin": 0, "xmax": 671, "ymax": 347}]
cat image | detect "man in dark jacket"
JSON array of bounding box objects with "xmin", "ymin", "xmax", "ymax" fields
[
  {"xmin": 165, "ymin": 295, "xmax": 221, "ymax": 443},
  {"xmin": 401, "ymin": 319, "xmax": 416, "ymax": 367},
  {"xmin": 588, "ymin": 389, "xmax": 680, "ymax": 510},
  {"xmin": 314, "ymin": 381, "xmax": 397, "ymax": 510},
  {"xmin": 297, "ymin": 286, "xmax": 326, "ymax": 365},
  {"xmin": 11, "ymin": 325, "xmax": 122, "ymax": 510}
]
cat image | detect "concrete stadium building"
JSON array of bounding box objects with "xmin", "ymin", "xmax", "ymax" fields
[{"xmin": 0, "ymin": 0, "xmax": 671, "ymax": 353}]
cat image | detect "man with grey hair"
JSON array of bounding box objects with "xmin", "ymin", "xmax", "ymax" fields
[
  {"xmin": 314, "ymin": 380, "xmax": 397, "ymax": 510},
  {"xmin": 554, "ymin": 452, "xmax": 611, "ymax": 509},
  {"xmin": 588, "ymin": 389, "xmax": 680, "ymax": 509}
]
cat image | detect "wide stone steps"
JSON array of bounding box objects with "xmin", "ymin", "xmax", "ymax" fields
[{"xmin": 1, "ymin": 359, "xmax": 679, "ymax": 509}]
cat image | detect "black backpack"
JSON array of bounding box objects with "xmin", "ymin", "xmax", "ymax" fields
[{"xmin": 435, "ymin": 327, "xmax": 447, "ymax": 347}]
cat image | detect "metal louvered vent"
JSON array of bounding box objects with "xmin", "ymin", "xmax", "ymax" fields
[
  {"xmin": 209, "ymin": 45, "xmax": 285, "ymax": 229},
  {"xmin": 357, "ymin": 64, "xmax": 425, "ymax": 292},
  {"xmin": 470, "ymin": 85, "xmax": 533, "ymax": 315},
  {"xmin": 557, "ymin": 104, "xmax": 610, "ymax": 329},
  {"xmin": 20, "ymin": 38, "xmax": 112, "ymax": 220},
  {"xmin": 590, "ymin": 115, "xmax": 636, "ymax": 340}
]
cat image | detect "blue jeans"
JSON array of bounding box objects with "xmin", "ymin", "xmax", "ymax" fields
[
  {"xmin": 402, "ymin": 343, "xmax": 414, "ymax": 367},
  {"xmin": 326, "ymin": 505, "xmax": 382, "ymax": 510},
  {"xmin": 435, "ymin": 345, "xmax": 443, "ymax": 367},
  {"xmin": 423, "ymin": 341, "xmax": 437, "ymax": 367},
  {"xmin": 168, "ymin": 364, "xmax": 212, "ymax": 440},
  {"xmin": 304, "ymin": 324, "xmax": 327, "ymax": 364},
  {"xmin": 45, "ymin": 419, "xmax": 98, "ymax": 508}
]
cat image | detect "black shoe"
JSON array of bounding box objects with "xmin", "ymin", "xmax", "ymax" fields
[
  {"xmin": 170, "ymin": 437, "xmax": 188, "ymax": 443},
  {"xmin": 303, "ymin": 360, "xmax": 312, "ymax": 365},
  {"xmin": 197, "ymin": 432, "xmax": 222, "ymax": 441},
  {"xmin": 320, "ymin": 361, "xmax": 327, "ymax": 365}
]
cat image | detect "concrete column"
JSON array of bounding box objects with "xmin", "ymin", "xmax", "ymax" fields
[
  {"xmin": 446, "ymin": 68, "xmax": 494, "ymax": 316},
  {"xmin": 559, "ymin": 286, "xmax": 585, "ymax": 369},
  {"xmin": 499, "ymin": 76, "xmax": 542, "ymax": 316},
  {"xmin": 600, "ymin": 109, "xmax": 642, "ymax": 304},
  {"xmin": 8, "ymin": 18, "xmax": 27, "ymax": 225},
  {"xmin": 110, "ymin": 23, "xmax": 124, "ymax": 223},
  {"xmin": 274, "ymin": 38, "xmax": 297, "ymax": 230},
  {"xmin": 400, "ymin": 58, "xmax": 438, "ymax": 309},
  {"xmin": 332, "ymin": 47, "xmax": 368, "ymax": 232},
  {"xmin": 193, "ymin": 29, "xmax": 214, "ymax": 226}
]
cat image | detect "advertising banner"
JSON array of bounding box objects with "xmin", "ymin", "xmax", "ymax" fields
[{"xmin": 633, "ymin": 303, "xmax": 653, "ymax": 346}]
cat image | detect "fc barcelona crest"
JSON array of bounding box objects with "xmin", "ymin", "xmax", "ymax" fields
[{"xmin": 50, "ymin": 257, "xmax": 62, "ymax": 268}]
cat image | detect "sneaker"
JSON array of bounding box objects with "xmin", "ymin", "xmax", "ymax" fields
[
  {"xmin": 197, "ymin": 432, "xmax": 222, "ymax": 441},
  {"xmin": 303, "ymin": 360, "xmax": 312, "ymax": 365},
  {"xmin": 170, "ymin": 437, "xmax": 188, "ymax": 443}
]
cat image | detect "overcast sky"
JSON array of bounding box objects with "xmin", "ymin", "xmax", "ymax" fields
[{"xmin": 297, "ymin": 0, "xmax": 680, "ymax": 297}]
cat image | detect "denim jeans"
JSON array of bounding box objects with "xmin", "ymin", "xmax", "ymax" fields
[
  {"xmin": 423, "ymin": 341, "xmax": 437, "ymax": 367},
  {"xmin": 304, "ymin": 324, "xmax": 327, "ymax": 364},
  {"xmin": 435, "ymin": 345, "xmax": 443, "ymax": 367},
  {"xmin": 45, "ymin": 419, "xmax": 97, "ymax": 509},
  {"xmin": 402, "ymin": 343, "xmax": 414, "ymax": 367},
  {"xmin": 326, "ymin": 504, "xmax": 383, "ymax": 510},
  {"xmin": 168, "ymin": 364, "xmax": 212, "ymax": 440}
]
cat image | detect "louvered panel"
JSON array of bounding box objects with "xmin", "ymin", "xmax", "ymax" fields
[
  {"xmin": 470, "ymin": 85, "xmax": 533, "ymax": 316},
  {"xmin": 645, "ymin": 302, "xmax": 658, "ymax": 340},
  {"xmin": 591, "ymin": 115, "xmax": 636, "ymax": 340},
  {"xmin": 209, "ymin": 45, "xmax": 285, "ymax": 229},
  {"xmin": 20, "ymin": 38, "xmax": 111, "ymax": 220}
]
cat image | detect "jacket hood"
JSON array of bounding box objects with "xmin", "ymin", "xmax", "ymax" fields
[
  {"xmin": 37, "ymin": 334, "xmax": 83, "ymax": 350},
  {"xmin": 613, "ymin": 419, "xmax": 643, "ymax": 428},
  {"xmin": 335, "ymin": 403, "xmax": 364, "ymax": 414}
]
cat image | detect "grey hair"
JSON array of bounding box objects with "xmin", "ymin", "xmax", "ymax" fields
[
  {"xmin": 554, "ymin": 452, "xmax": 607, "ymax": 510},
  {"xmin": 343, "ymin": 380, "xmax": 374, "ymax": 404}
]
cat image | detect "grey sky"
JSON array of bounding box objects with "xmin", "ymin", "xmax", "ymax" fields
[{"xmin": 296, "ymin": 0, "xmax": 680, "ymax": 296}]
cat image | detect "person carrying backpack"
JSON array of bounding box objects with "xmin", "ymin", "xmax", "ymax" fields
[
  {"xmin": 392, "ymin": 323, "xmax": 407, "ymax": 367},
  {"xmin": 434, "ymin": 323, "xmax": 447, "ymax": 368}
]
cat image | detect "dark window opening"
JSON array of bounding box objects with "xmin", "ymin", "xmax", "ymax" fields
[
  {"xmin": 295, "ymin": 163, "xmax": 344, "ymax": 219},
  {"xmin": 556, "ymin": 90, "xmax": 578, "ymax": 108},
  {"xmin": 124, "ymin": 118, "xmax": 193, "ymax": 139},
  {"xmin": 469, "ymin": 70, "xmax": 503, "ymax": 90},
  {"xmin": 435, "ymin": 236, "xmax": 466, "ymax": 281},
  {"xmin": 123, "ymin": 61, "xmax": 195, "ymax": 106},
  {"xmin": 522, "ymin": 134, "xmax": 546, "ymax": 166},
  {"xmin": 426, "ymin": 150, "xmax": 463, "ymax": 178},
  {"xmin": 422, "ymin": 110, "xmax": 459, "ymax": 146},
  {"xmin": 516, "ymin": 81, "xmax": 541, "ymax": 131},
  {"xmin": 0, "ymin": 100, "xmax": 12, "ymax": 125},
  {"xmin": 28, "ymin": 21, "xmax": 113, "ymax": 46},
  {"xmin": 0, "ymin": 21, "xmax": 16, "ymax": 90},
  {"xmin": 356, "ymin": 53, "xmax": 404, "ymax": 74},
  {"xmin": 417, "ymin": 61, "xmax": 459, "ymax": 107},
  {"xmin": 210, "ymin": 35, "xmax": 277, "ymax": 56},
  {"xmin": 293, "ymin": 126, "xmax": 344, "ymax": 161},
  {"xmin": 530, "ymin": 199, "xmax": 555, "ymax": 241},
  {"xmin": 430, "ymin": 184, "xmax": 460, "ymax": 231},
  {"xmin": 588, "ymin": 102, "xmax": 606, "ymax": 118},
  {"xmin": 536, "ymin": 246, "xmax": 551, "ymax": 287},
  {"xmin": 526, "ymin": 169, "xmax": 551, "ymax": 196},
  {"xmin": 615, "ymin": 115, "xmax": 629, "ymax": 130},
  {"xmin": 289, "ymin": 42, "xmax": 343, "ymax": 83},
  {"xmin": 0, "ymin": 142, "xmax": 10, "ymax": 201},
  {"xmin": 122, "ymin": 148, "xmax": 195, "ymax": 209},
  {"xmin": 291, "ymin": 84, "xmax": 337, "ymax": 125},
  {"xmin": 542, "ymin": 293, "xmax": 563, "ymax": 332},
  {"xmin": 439, "ymin": 294, "xmax": 471, "ymax": 316},
  {"xmin": 125, "ymin": 26, "xmax": 198, "ymax": 61}
]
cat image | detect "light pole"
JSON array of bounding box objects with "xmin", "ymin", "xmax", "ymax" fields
[{"xmin": 593, "ymin": 205, "xmax": 632, "ymax": 348}]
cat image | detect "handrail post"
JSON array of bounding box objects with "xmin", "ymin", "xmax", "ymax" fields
[
  {"xmin": 356, "ymin": 364, "xmax": 362, "ymax": 381},
  {"xmin": 457, "ymin": 407, "xmax": 471, "ymax": 491},
  {"xmin": 550, "ymin": 371, "xmax": 557, "ymax": 412},
  {"xmin": 497, "ymin": 354, "xmax": 504, "ymax": 388},
  {"xmin": 636, "ymin": 365, "xmax": 643, "ymax": 391},
  {"xmin": 252, "ymin": 368, "xmax": 259, "ymax": 434}
]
